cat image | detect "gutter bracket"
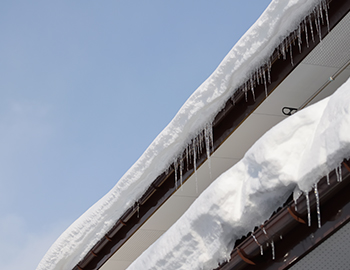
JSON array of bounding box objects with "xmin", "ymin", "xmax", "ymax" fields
[
  {"xmin": 288, "ymin": 207, "xmax": 306, "ymax": 224},
  {"xmin": 237, "ymin": 248, "xmax": 256, "ymax": 265}
]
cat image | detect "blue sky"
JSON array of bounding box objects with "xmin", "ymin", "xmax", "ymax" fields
[{"xmin": 0, "ymin": 1, "xmax": 271, "ymax": 269}]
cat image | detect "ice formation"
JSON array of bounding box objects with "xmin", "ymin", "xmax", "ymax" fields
[
  {"xmin": 127, "ymin": 77, "xmax": 350, "ymax": 270},
  {"xmin": 36, "ymin": 0, "xmax": 336, "ymax": 269}
]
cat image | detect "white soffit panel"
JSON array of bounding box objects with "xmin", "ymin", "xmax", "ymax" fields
[
  {"xmin": 101, "ymin": 11, "xmax": 350, "ymax": 270},
  {"xmin": 290, "ymin": 222, "xmax": 350, "ymax": 270}
]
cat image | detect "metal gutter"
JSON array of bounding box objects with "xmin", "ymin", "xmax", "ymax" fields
[
  {"xmin": 73, "ymin": 1, "xmax": 350, "ymax": 269},
  {"xmin": 215, "ymin": 159, "xmax": 350, "ymax": 270}
]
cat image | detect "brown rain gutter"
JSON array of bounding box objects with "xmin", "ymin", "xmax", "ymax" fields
[
  {"xmin": 73, "ymin": 1, "xmax": 350, "ymax": 269},
  {"xmin": 216, "ymin": 159, "xmax": 350, "ymax": 270}
]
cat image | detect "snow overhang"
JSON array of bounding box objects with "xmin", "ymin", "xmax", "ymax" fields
[{"xmin": 215, "ymin": 160, "xmax": 350, "ymax": 269}]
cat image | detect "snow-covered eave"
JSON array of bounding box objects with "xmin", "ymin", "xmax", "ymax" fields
[
  {"xmin": 68, "ymin": 1, "xmax": 350, "ymax": 270},
  {"xmin": 215, "ymin": 160, "xmax": 350, "ymax": 270}
]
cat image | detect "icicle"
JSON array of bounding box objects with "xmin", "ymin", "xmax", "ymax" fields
[
  {"xmin": 174, "ymin": 159, "xmax": 178, "ymax": 189},
  {"xmin": 280, "ymin": 42, "xmax": 286, "ymax": 60},
  {"xmin": 323, "ymin": 0, "xmax": 330, "ymax": 32},
  {"xmin": 314, "ymin": 183, "xmax": 321, "ymax": 228},
  {"xmin": 338, "ymin": 165, "xmax": 343, "ymax": 182},
  {"xmin": 204, "ymin": 123, "xmax": 212, "ymax": 179},
  {"xmin": 262, "ymin": 68, "xmax": 268, "ymax": 97},
  {"xmin": 267, "ymin": 59, "xmax": 272, "ymax": 84},
  {"xmin": 250, "ymin": 76, "xmax": 255, "ymax": 101},
  {"xmin": 137, "ymin": 202, "xmax": 140, "ymax": 218},
  {"xmin": 289, "ymin": 41, "xmax": 294, "ymax": 66},
  {"xmin": 298, "ymin": 25, "xmax": 302, "ymax": 53},
  {"xmin": 186, "ymin": 145, "xmax": 189, "ymax": 169},
  {"xmin": 319, "ymin": 2, "xmax": 324, "ymax": 26},
  {"xmin": 294, "ymin": 197, "xmax": 298, "ymax": 212},
  {"xmin": 335, "ymin": 165, "xmax": 340, "ymax": 182},
  {"xmin": 304, "ymin": 19, "xmax": 310, "ymax": 48},
  {"xmin": 326, "ymin": 172, "xmax": 330, "ymax": 185},
  {"xmin": 271, "ymin": 240, "xmax": 275, "ymax": 260},
  {"xmin": 179, "ymin": 158, "xmax": 183, "ymax": 188},
  {"xmin": 198, "ymin": 132, "xmax": 203, "ymax": 155},
  {"xmin": 252, "ymin": 233, "xmax": 263, "ymax": 256},
  {"xmin": 314, "ymin": 7, "xmax": 322, "ymax": 42},
  {"xmin": 244, "ymin": 82, "xmax": 248, "ymax": 102},
  {"xmin": 309, "ymin": 15, "xmax": 315, "ymax": 42},
  {"xmin": 209, "ymin": 122, "xmax": 214, "ymax": 152},
  {"xmin": 317, "ymin": 11, "xmax": 322, "ymax": 42},
  {"xmin": 192, "ymin": 139, "xmax": 198, "ymax": 193},
  {"xmin": 306, "ymin": 192, "xmax": 311, "ymax": 227}
]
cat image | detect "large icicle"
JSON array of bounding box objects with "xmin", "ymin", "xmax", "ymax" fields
[
  {"xmin": 314, "ymin": 183, "xmax": 321, "ymax": 228},
  {"xmin": 204, "ymin": 123, "xmax": 213, "ymax": 179},
  {"xmin": 305, "ymin": 192, "xmax": 311, "ymax": 227},
  {"xmin": 174, "ymin": 159, "xmax": 178, "ymax": 189},
  {"xmin": 192, "ymin": 138, "xmax": 198, "ymax": 193}
]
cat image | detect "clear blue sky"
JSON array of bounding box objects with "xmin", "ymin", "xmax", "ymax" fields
[{"xmin": 0, "ymin": 1, "xmax": 271, "ymax": 269}]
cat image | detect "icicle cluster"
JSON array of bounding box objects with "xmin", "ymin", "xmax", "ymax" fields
[
  {"xmin": 169, "ymin": 0, "xmax": 331, "ymax": 197},
  {"xmin": 302, "ymin": 161, "xmax": 344, "ymax": 231},
  {"xmin": 232, "ymin": 0, "xmax": 330, "ymax": 106},
  {"xmin": 172, "ymin": 122, "xmax": 214, "ymax": 191}
]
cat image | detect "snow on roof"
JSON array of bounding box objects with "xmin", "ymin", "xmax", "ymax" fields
[
  {"xmin": 126, "ymin": 77, "xmax": 350, "ymax": 270},
  {"xmin": 36, "ymin": 0, "xmax": 330, "ymax": 269}
]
